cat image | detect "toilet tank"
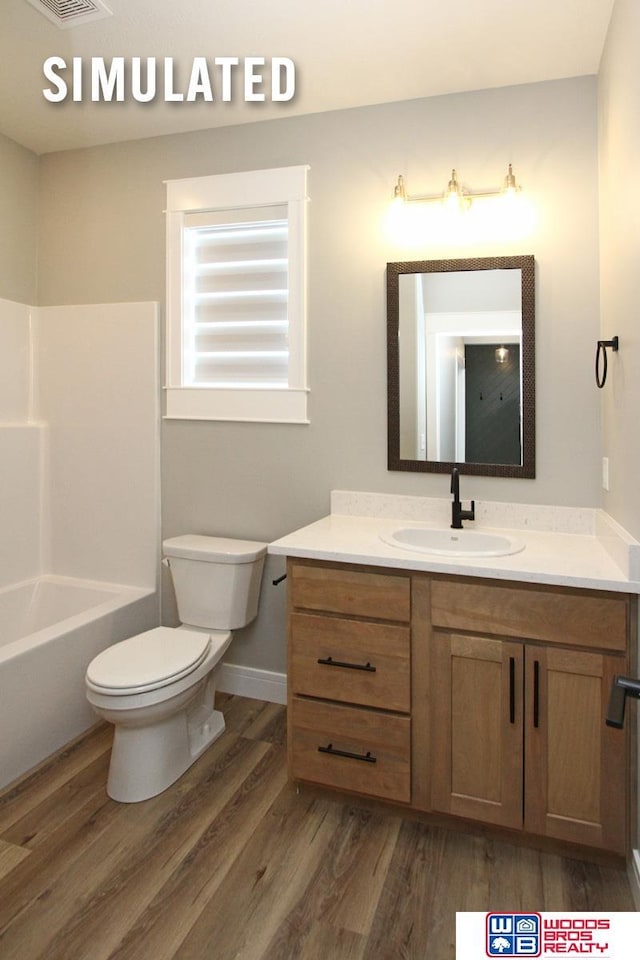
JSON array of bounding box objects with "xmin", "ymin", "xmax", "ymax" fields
[{"xmin": 163, "ymin": 535, "xmax": 267, "ymax": 630}]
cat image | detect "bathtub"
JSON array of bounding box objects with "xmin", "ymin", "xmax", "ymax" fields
[{"xmin": 0, "ymin": 574, "xmax": 158, "ymax": 791}]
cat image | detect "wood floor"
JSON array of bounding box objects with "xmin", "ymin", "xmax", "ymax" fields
[{"xmin": 0, "ymin": 695, "xmax": 634, "ymax": 960}]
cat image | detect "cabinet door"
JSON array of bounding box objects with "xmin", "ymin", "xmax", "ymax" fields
[
  {"xmin": 431, "ymin": 633, "xmax": 524, "ymax": 829},
  {"xmin": 524, "ymin": 645, "xmax": 627, "ymax": 854}
]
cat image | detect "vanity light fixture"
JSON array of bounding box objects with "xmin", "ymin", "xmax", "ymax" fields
[
  {"xmin": 444, "ymin": 169, "xmax": 467, "ymax": 211},
  {"xmin": 495, "ymin": 346, "xmax": 509, "ymax": 364},
  {"xmin": 393, "ymin": 163, "xmax": 522, "ymax": 208},
  {"xmin": 502, "ymin": 163, "xmax": 519, "ymax": 197}
]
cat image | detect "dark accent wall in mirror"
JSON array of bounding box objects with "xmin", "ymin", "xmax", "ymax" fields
[{"xmin": 387, "ymin": 255, "xmax": 535, "ymax": 478}]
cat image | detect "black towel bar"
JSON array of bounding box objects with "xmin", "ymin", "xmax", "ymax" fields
[{"xmin": 595, "ymin": 336, "xmax": 619, "ymax": 388}]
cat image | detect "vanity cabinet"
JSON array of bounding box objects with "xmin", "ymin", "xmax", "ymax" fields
[
  {"xmin": 287, "ymin": 561, "xmax": 412, "ymax": 803},
  {"xmin": 285, "ymin": 559, "xmax": 633, "ymax": 858},
  {"xmin": 429, "ymin": 579, "xmax": 630, "ymax": 855},
  {"xmin": 431, "ymin": 634, "xmax": 627, "ymax": 853}
]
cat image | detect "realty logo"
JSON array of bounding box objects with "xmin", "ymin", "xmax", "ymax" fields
[{"xmin": 486, "ymin": 914, "xmax": 541, "ymax": 956}]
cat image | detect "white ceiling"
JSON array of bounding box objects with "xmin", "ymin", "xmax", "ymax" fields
[{"xmin": 1, "ymin": 0, "xmax": 615, "ymax": 155}]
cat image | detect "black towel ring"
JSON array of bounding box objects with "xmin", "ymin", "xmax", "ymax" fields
[{"xmin": 595, "ymin": 336, "xmax": 619, "ymax": 388}]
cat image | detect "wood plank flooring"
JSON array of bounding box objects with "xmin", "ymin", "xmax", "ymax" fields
[{"xmin": 0, "ymin": 695, "xmax": 634, "ymax": 960}]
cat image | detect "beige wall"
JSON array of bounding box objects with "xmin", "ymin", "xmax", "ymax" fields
[
  {"xmin": 0, "ymin": 132, "xmax": 38, "ymax": 304},
  {"xmin": 36, "ymin": 76, "xmax": 601, "ymax": 673},
  {"xmin": 598, "ymin": 0, "xmax": 640, "ymax": 880},
  {"xmin": 599, "ymin": 0, "xmax": 640, "ymax": 542}
]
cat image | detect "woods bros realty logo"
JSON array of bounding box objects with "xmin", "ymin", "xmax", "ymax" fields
[
  {"xmin": 41, "ymin": 56, "xmax": 296, "ymax": 103},
  {"xmin": 486, "ymin": 914, "xmax": 612, "ymax": 957},
  {"xmin": 457, "ymin": 912, "xmax": 640, "ymax": 959},
  {"xmin": 487, "ymin": 914, "xmax": 541, "ymax": 956}
]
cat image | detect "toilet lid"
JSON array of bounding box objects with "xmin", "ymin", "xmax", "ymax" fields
[{"xmin": 86, "ymin": 627, "xmax": 212, "ymax": 692}]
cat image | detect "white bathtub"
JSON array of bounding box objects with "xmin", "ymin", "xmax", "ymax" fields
[{"xmin": 0, "ymin": 574, "xmax": 158, "ymax": 791}]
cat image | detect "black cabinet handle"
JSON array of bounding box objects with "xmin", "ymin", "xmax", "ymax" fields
[
  {"xmin": 533, "ymin": 660, "xmax": 540, "ymax": 728},
  {"xmin": 318, "ymin": 743, "xmax": 377, "ymax": 763},
  {"xmin": 509, "ymin": 657, "xmax": 516, "ymax": 724},
  {"xmin": 606, "ymin": 675, "xmax": 640, "ymax": 729},
  {"xmin": 317, "ymin": 656, "xmax": 376, "ymax": 673}
]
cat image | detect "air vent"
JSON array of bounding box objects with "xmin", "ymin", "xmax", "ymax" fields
[{"xmin": 25, "ymin": 0, "xmax": 113, "ymax": 29}]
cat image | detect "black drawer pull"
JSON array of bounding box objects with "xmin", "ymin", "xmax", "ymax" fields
[
  {"xmin": 509, "ymin": 656, "xmax": 516, "ymax": 725},
  {"xmin": 317, "ymin": 656, "xmax": 377, "ymax": 673},
  {"xmin": 318, "ymin": 743, "xmax": 377, "ymax": 763},
  {"xmin": 533, "ymin": 659, "xmax": 540, "ymax": 728}
]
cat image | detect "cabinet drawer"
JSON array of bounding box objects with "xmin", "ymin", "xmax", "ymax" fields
[
  {"xmin": 290, "ymin": 613, "xmax": 410, "ymax": 712},
  {"xmin": 290, "ymin": 697, "xmax": 411, "ymax": 803},
  {"xmin": 431, "ymin": 579, "xmax": 628, "ymax": 652},
  {"xmin": 290, "ymin": 562, "xmax": 410, "ymax": 622}
]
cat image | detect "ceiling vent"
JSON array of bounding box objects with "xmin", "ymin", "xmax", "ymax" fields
[{"xmin": 25, "ymin": 0, "xmax": 113, "ymax": 29}]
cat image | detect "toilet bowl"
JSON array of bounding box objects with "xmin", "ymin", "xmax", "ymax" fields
[{"xmin": 85, "ymin": 535, "xmax": 266, "ymax": 803}]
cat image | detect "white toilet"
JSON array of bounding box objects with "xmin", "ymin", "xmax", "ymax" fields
[{"xmin": 85, "ymin": 535, "xmax": 267, "ymax": 803}]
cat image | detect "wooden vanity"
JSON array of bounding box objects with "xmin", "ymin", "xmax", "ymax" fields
[{"xmin": 286, "ymin": 557, "xmax": 636, "ymax": 858}]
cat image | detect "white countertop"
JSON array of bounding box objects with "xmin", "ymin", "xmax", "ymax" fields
[{"xmin": 269, "ymin": 492, "xmax": 640, "ymax": 595}]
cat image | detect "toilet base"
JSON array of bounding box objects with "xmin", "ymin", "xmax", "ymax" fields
[{"xmin": 105, "ymin": 675, "xmax": 226, "ymax": 803}]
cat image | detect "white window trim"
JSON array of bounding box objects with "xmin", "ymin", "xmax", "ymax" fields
[{"xmin": 165, "ymin": 165, "xmax": 309, "ymax": 423}]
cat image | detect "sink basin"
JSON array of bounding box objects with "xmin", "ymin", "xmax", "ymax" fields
[{"xmin": 380, "ymin": 526, "xmax": 525, "ymax": 558}]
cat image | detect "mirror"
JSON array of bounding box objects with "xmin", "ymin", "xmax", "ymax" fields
[{"xmin": 387, "ymin": 255, "xmax": 535, "ymax": 478}]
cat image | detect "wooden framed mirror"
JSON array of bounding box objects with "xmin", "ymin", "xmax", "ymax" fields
[{"xmin": 387, "ymin": 254, "xmax": 535, "ymax": 477}]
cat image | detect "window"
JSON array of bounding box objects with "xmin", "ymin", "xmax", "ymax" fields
[{"xmin": 165, "ymin": 165, "xmax": 309, "ymax": 422}]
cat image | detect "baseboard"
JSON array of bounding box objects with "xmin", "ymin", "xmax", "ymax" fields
[
  {"xmin": 218, "ymin": 662, "xmax": 287, "ymax": 705},
  {"xmin": 629, "ymin": 849, "xmax": 640, "ymax": 911}
]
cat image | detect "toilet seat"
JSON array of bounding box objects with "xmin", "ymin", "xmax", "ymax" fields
[{"xmin": 86, "ymin": 626, "xmax": 224, "ymax": 696}]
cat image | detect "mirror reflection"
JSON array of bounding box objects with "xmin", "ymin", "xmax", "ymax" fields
[{"xmin": 387, "ymin": 255, "xmax": 535, "ymax": 478}]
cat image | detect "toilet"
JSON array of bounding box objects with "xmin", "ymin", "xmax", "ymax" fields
[{"xmin": 85, "ymin": 535, "xmax": 267, "ymax": 803}]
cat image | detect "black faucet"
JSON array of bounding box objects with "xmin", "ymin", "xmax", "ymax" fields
[{"xmin": 450, "ymin": 467, "xmax": 475, "ymax": 529}]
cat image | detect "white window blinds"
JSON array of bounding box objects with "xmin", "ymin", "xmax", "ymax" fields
[{"xmin": 183, "ymin": 206, "xmax": 289, "ymax": 388}]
